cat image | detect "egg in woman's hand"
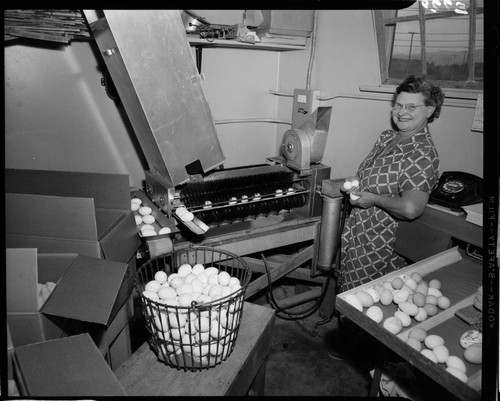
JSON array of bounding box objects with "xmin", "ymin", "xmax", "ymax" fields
[{"xmin": 342, "ymin": 180, "xmax": 353, "ymax": 191}]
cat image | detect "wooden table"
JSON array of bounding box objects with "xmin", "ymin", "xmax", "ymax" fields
[
  {"xmin": 395, "ymin": 205, "xmax": 482, "ymax": 262},
  {"xmin": 115, "ymin": 302, "xmax": 275, "ymax": 396},
  {"xmin": 336, "ymin": 248, "xmax": 482, "ymax": 401}
]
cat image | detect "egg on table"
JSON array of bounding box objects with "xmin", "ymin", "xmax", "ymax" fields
[{"xmin": 463, "ymin": 343, "xmax": 482, "ymax": 364}]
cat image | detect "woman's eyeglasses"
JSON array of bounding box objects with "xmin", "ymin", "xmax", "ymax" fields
[{"xmin": 392, "ymin": 103, "xmax": 426, "ymax": 113}]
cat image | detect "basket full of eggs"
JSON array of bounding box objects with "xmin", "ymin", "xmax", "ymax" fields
[{"xmin": 136, "ymin": 245, "xmax": 251, "ymax": 371}]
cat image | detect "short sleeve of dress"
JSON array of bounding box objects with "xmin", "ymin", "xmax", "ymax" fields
[{"xmin": 399, "ymin": 147, "xmax": 440, "ymax": 194}]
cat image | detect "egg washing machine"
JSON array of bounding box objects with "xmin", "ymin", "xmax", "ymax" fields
[{"xmin": 85, "ymin": 10, "xmax": 344, "ymax": 302}]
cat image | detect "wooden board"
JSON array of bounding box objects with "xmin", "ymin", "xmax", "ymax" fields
[{"xmin": 336, "ymin": 247, "xmax": 482, "ymax": 401}]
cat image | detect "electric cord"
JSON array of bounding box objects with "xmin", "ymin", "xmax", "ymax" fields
[
  {"xmin": 262, "ymin": 194, "xmax": 350, "ymax": 323},
  {"xmin": 262, "ymin": 252, "xmax": 327, "ymax": 321}
]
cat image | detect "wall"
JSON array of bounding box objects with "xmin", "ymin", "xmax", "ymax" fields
[{"xmin": 4, "ymin": 9, "xmax": 483, "ymax": 190}]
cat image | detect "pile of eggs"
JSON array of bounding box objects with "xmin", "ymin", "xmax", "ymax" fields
[
  {"xmin": 141, "ymin": 263, "xmax": 243, "ymax": 363},
  {"xmin": 344, "ymin": 272, "xmax": 451, "ymax": 334},
  {"xmin": 131, "ymin": 198, "xmax": 171, "ymax": 237},
  {"xmin": 403, "ymin": 327, "xmax": 481, "ymax": 383}
]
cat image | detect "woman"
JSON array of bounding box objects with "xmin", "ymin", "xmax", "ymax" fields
[{"xmin": 339, "ymin": 75, "xmax": 445, "ymax": 292}]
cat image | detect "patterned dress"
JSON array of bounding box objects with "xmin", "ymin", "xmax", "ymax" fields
[{"xmin": 339, "ymin": 128, "xmax": 440, "ymax": 292}]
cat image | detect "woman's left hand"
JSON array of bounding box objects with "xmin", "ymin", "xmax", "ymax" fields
[{"xmin": 349, "ymin": 190, "xmax": 374, "ymax": 209}]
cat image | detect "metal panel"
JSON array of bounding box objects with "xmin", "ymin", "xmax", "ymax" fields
[{"xmin": 88, "ymin": 10, "xmax": 225, "ymax": 187}]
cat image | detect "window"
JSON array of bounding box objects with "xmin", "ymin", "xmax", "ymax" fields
[{"xmin": 374, "ymin": 0, "xmax": 483, "ymax": 90}]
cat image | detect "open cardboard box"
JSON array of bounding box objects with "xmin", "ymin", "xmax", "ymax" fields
[
  {"xmin": 5, "ymin": 168, "xmax": 142, "ymax": 310},
  {"xmin": 6, "ymin": 248, "xmax": 130, "ymax": 349},
  {"xmin": 13, "ymin": 333, "xmax": 127, "ymax": 396}
]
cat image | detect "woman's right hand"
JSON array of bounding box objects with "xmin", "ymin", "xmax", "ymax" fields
[{"xmin": 341, "ymin": 176, "xmax": 361, "ymax": 194}]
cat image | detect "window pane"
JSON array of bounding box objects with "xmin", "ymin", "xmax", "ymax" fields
[
  {"xmin": 389, "ymin": 20, "xmax": 421, "ymax": 80},
  {"xmin": 385, "ymin": 0, "xmax": 483, "ymax": 88},
  {"xmin": 426, "ymin": 16, "xmax": 470, "ymax": 82},
  {"xmin": 474, "ymin": 13, "xmax": 483, "ymax": 83}
]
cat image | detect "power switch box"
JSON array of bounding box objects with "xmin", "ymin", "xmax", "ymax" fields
[{"xmin": 292, "ymin": 89, "xmax": 321, "ymax": 128}]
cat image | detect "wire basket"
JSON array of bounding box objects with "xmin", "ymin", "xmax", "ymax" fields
[{"xmin": 135, "ymin": 245, "xmax": 251, "ymax": 371}]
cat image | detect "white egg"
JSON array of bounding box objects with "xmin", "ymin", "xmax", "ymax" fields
[
  {"xmin": 424, "ymin": 334, "xmax": 445, "ymax": 349},
  {"xmin": 427, "ymin": 287, "xmax": 443, "ymax": 298},
  {"xmin": 414, "ymin": 307, "xmax": 428, "ymax": 322},
  {"xmin": 365, "ymin": 306, "xmax": 384, "ymax": 323},
  {"xmin": 344, "ymin": 294, "xmax": 363, "ymax": 312},
  {"xmin": 145, "ymin": 280, "xmax": 161, "ymax": 293},
  {"xmin": 191, "ymin": 263, "xmax": 205, "ymax": 275},
  {"xmin": 131, "ymin": 202, "xmax": 141, "ymax": 211},
  {"xmin": 142, "ymin": 214, "xmax": 156, "ymax": 224},
  {"xmin": 204, "ymin": 267, "xmax": 219, "ymax": 277},
  {"xmin": 203, "ymin": 200, "xmax": 213, "ymax": 209},
  {"xmin": 393, "ymin": 290, "xmax": 410, "ymax": 304},
  {"xmin": 142, "ymin": 229, "xmax": 156, "ymax": 237},
  {"xmin": 398, "ymin": 302, "xmax": 419, "ymax": 316},
  {"xmin": 446, "ymin": 367, "xmax": 468, "ymax": 383},
  {"xmin": 433, "ymin": 344, "xmax": 450, "ymax": 363},
  {"xmin": 180, "ymin": 211, "xmax": 194, "ymax": 222},
  {"xmin": 365, "ymin": 287, "xmax": 380, "ymax": 303},
  {"xmin": 350, "ymin": 193, "xmax": 360, "ymax": 201},
  {"xmin": 158, "ymin": 286, "xmax": 177, "ymax": 300},
  {"xmin": 141, "ymin": 224, "xmax": 156, "ymax": 232},
  {"xmin": 217, "ymin": 271, "xmax": 231, "ymax": 286},
  {"xmin": 421, "ymin": 349, "xmax": 438, "ymax": 363},
  {"xmin": 275, "ymin": 189, "xmax": 283, "ymax": 197},
  {"xmin": 155, "ymin": 270, "xmax": 168, "ymax": 284},
  {"xmin": 355, "ymin": 291, "xmax": 374, "ymax": 308},
  {"xmin": 241, "ymin": 194, "xmax": 249, "ymax": 202},
  {"xmin": 139, "ymin": 206, "xmax": 152, "ymax": 216},
  {"xmin": 351, "ymin": 179, "xmax": 359, "ymax": 187},
  {"xmin": 134, "ymin": 215, "xmax": 143, "ymax": 225},
  {"xmin": 394, "ymin": 311, "xmax": 412, "ymax": 327},
  {"xmin": 175, "ymin": 207, "xmax": 188, "ymax": 216},
  {"xmin": 228, "ymin": 277, "xmax": 241, "ymax": 288},
  {"xmin": 406, "ymin": 338, "xmax": 422, "ymax": 352},
  {"xmin": 158, "ymin": 227, "xmax": 172, "ymax": 235},
  {"xmin": 379, "ymin": 289, "xmax": 393, "ymax": 306},
  {"xmin": 342, "ymin": 181, "xmax": 353, "ymax": 190},
  {"xmin": 446, "ymin": 355, "xmax": 467, "ymax": 373},
  {"xmin": 382, "ymin": 316, "xmax": 403, "ymax": 334},
  {"xmin": 177, "ymin": 264, "xmax": 193, "ymax": 277},
  {"xmin": 463, "ymin": 344, "xmax": 482, "ymax": 364}
]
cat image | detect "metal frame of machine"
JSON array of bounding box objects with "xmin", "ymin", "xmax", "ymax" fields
[{"xmin": 85, "ymin": 10, "xmax": 343, "ymax": 306}]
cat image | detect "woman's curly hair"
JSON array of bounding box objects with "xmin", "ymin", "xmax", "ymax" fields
[{"xmin": 392, "ymin": 75, "xmax": 446, "ymax": 123}]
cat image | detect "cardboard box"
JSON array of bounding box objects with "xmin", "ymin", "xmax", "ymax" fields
[
  {"xmin": 13, "ymin": 333, "xmax": 127, "ymax": 396},
  {"xmin": 6, "ymin": 248, "xmax": 129, "ymax": 348},
  {"xmin": 89, "ymin": 292, "xmax": 135, "ymax": 371},
  {"xmin": 5, "ymin": 168, "xmax": 141, "ymax": 264},
  {"xmin": 257, "ymin": 10, "xmax": 314, "ymax": 37}
]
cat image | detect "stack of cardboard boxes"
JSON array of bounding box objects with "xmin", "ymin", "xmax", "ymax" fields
[{"xmin": 5, "ymin": 168, "xmax": 141, "ymax": 397}]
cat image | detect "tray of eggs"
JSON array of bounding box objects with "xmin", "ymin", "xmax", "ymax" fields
[{"xmin": 336, "ymin": 246, "xmax": 482, "ymax": 401}]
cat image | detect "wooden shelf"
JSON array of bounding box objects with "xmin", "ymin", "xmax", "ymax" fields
[{"xmin": 188, "ymin": 37, "xmax": 306, "ymax": 51}]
